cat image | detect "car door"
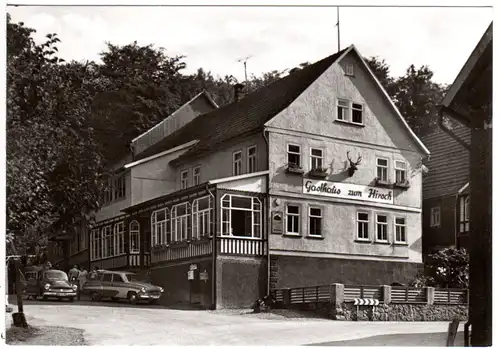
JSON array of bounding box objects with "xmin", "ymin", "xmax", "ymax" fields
[
  {"xmin": 100, "ymin": 273, "xmax": 115, "ymax": 299},
  {"xmin": 111, "ymin": 273, "xmax": 127, "ymax": 299}
]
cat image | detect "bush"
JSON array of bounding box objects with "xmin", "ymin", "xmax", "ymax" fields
[{"xmin": 410, "ymin": 247, "xmax": 469, "ymax": 288}]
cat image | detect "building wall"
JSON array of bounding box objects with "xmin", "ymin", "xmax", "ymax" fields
[
  {"xmin": 216, "ymin": 256, "xmax": 267, "ymax": 309},
  {"xmin": 270, "ymin": 255, "xmax": 421, "ymax": 289},
  {"xmin": 422, "ymin": 195, "xmax": 457, "ymax": 254},
  {"xmin": 176, "ymin": 133, "xmax": 267, "ymax": 190},
  {"xmin": 95, "ymin": 170, "xmax": 132, "ymax": 222},
  {"xmin": 150, "ymin": 258, "xmax": 212, "ymax": 308}
]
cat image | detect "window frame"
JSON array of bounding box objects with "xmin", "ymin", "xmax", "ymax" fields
[
  {"xmin": 351, "ymin": 102, "xmax": 364, "ymax": 125},
  {"xmin": 151, "ymin": 207, "xmax": 170, "ymax": 246},
  {"xmin": 192, "ymin": 166, "xmax": 201, "ymax": 186},
  {"xmin": 375, "ymin": 214, "xmax": 389, "ymax": 242},
  {"xmin": 233, "ymin": 150, "xmax": 243, "ymax": 176},
  {"xmin": 308, "ymin": 206, "xmax": 323, "ymax": 237},
  {"xmin": 459, "ymin": 195, "xmax": 470, "ymax": 234},
  {"xmin": 247, "ymin": 145, "xmax": 258, "ymax": 173},
  {"xmin": 430, "ymin": 206, "xmax": 441, "ymax": 228},
  {"xmin": 129, "ymin": 220, "xmax": 140, "ymax": 253},
  {"xmin": 113, "ymin": 221, "xmax": 125, "ymax": 256},
  {"xmin": 192, "ymin": 195, "xmax": 213, "ymax": 239},
  {"xmin": 376, "ymin": 157, "xmax": 389, "ymax": 181},
  {"xmin": 285, "ymin": 204, "xmax": 301, "ymax": 236},
  {"xmin": 172, "ymin": 202, "xmax": 191, "ymax": 241},
  {"xmin": 345, "ymin": 63, "xmax": 355, "ymax": 76},
  {"xmin": 394, "ymin": 216, "xmax": 407, "ymax": 244},
  {"xmin": 395, "ymin": 160, "xmax": 408, "ymax": 183},
  {"xmin": 310, "ymin": 148, "xmax": 324, "ymax": 170},
  {"xmin": 287, "ymin": 143, "xmax": 302, "ymax": 167},
  {"xmin": 336, "ymin": 98, "xmax": 350, "ymax": 121},
  {"xmin": 220, "ymin": 194, "xmax": 262, "ymax": 239},
  {"xmin": 356, "ymin": 211, "xmax": 370, "ymax": 241},
  {"xmin": 114, "ymin": 174, "xmax": 126, "ymax": 200},
  {"xmin": 180, "ymin": 169, "xmax": 189, "ymax": 189}
]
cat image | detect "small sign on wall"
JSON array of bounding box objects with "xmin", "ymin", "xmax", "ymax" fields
[
  {"xmin": 187, "ymin": 270, "xmax": 195, "ymax": 280},
  {"xmin": 271, "ymin": 211, "xmax": 284, "ymax": 234},
  {"xmin": 200, "ymin": 270, "xmax": 209, "ymax": 282},
  {"xmin": 189, "ymin": 264, "xmax": 198, "ymax": 271}
]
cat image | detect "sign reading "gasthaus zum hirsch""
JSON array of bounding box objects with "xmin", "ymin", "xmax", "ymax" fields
[{"xmin": 303, "ymin": 179, "xmax": 394, "ymax": 204}]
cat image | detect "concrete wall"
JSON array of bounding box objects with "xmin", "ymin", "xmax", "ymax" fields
[
  {"xmin": 270, "ymin": 255, "xmax": 422, "ymax": 289},
  {"xmin": 216, "ymin": 256, "xmax": 267, "ymax": 309},
  {"xmin": 150, "ymin": 258, "xmax": 212, "ymax": 308},
  {"xmin": 422, "ymin": 195, "xmax": 457, "ymax": 254},
  {"xmin": 177, "ymin": 133, "xmax": 267, "ymax": 190},
  {"xmin": 269, "ymin": 196, "xmax": 422, "ymax": 262}
]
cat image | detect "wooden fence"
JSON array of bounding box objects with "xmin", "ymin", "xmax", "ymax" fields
[{"xmin": 270, "ymin": 283, "xmax": 468, "ymax": 306}]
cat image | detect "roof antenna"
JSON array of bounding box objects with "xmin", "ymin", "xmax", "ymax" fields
[
  {"xmin": 237, "ymin": 55, "xmax": 252, "ymax": 83},
  {"xmin": 335, "ymin": 7, "xmax": 340, "ymax": 52}
]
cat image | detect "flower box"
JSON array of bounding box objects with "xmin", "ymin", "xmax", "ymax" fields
[
  {"xmin": 308, "ymin": 168, "xmax": 329, "ymax": 179},
  {"xmin": 394, "ymin": 180, "xmax": 411, "ymax": 189},
  {"xmin": 374, "ymin": 177, "xmax": 394, "ymax": 188},
  {"xmin": 285, "ymin": 163, "xmax": 304, "ymax": 175}
]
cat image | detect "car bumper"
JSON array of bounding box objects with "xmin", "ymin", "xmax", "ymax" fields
[
  {"xmin": 137, "ymin": 293, "xmax": 162, "ymax": 300},
  {"xmin": 43, "ymin": 291, "xmax": 77, "ymax": 297}
]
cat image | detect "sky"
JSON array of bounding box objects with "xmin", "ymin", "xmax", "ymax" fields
[{"xmin": 6, "ymin": 4, "xmax": 493, "ymax": 85}]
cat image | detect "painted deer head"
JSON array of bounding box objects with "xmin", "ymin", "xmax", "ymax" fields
[{"xmin": 347, "ymin": 151, "xmax": 362, "ymax": 177}]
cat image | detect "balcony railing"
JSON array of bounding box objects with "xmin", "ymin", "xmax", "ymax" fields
[
  {"xmin": 218, "ymin": 237, "xmax": 267, "ymax": 256},
  {"xmin": 151, "ymin": 238, "xmax": 213, "ymax": 263}
]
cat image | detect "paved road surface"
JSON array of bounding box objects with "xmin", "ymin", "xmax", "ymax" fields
[{"xmin": 7, "ymin": 299, "xmax": 459, "ymax": 346}]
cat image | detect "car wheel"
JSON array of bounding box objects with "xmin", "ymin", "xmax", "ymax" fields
[
  {"xmin": 127, "ymin": 292, "xmax": 137, "ymax": 305},
  {"xmin": 91, "ymin": 292, "xmax": 102, "ymax": 302}
]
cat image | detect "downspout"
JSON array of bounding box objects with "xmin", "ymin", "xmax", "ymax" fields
[
  {"xmin": 205, "ymin": 183, "xmax": 217, "ymax": 309},
  {"xmin": 262, "ymin": 128, "xmax": 271, "ymax": 296}
]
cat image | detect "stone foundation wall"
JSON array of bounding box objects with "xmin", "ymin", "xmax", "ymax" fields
[{"xmin": 327, "ymin": 303, "xmax": 468, "ymax": 321}]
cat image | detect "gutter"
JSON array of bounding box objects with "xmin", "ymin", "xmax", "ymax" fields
[
  {"xmin": 262, "ymin": 128, "xmax": 271, "ymax": 296},
  {"xmin": 438, "ymin": 105, "xmax": 471, "ymax": 151},
  {"xmin": 205, "ymin": 183, "xmax": 217, "ymax": 310}
]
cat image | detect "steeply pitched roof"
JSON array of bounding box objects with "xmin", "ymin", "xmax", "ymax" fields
[
  {"xmin": 133, "ymin": 48, "xmax": 349, "ymax": 162},
  {"xmin": 421, "ymin": 125, "xmax": 470, "ymax": 200}
]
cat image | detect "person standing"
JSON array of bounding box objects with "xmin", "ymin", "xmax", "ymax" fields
[{"xmin": 78, "ymin": 266, "xmax": 88, "ymax": 301}]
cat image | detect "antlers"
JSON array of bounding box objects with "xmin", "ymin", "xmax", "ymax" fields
[{"xmin": 347, "ymin": 151, "xmax": 362, "ymax": 166}]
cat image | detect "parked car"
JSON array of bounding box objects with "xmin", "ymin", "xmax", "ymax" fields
[
  {"xmin": 22, "ymin": 266, "xmax": 78, "ymax": 301},
  {"xmin": 82, "ymin": 270, "xmax": 164, "ymax": 304}
]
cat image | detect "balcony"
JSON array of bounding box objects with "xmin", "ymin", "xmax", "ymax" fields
[{"xmin": 218, "ymin": 237, "xmax": 267, "ymax": 256}]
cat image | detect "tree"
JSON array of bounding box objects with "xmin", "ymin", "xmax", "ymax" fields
[
  {"xmin": 411, "ymin": 248, "xmax": 469, "ymax": 289},
  {"xmin": 364, "ymin": 56, "xmax": 396, "ymax": 96},
  {"xmin": 7, "ymin": 15, "xmax": 104, "ymax": 255},
  {"xmin": 392, "ymin": 64, "xmax": 448, "ymax": 136}
]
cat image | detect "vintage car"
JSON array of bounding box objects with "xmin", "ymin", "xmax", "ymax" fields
[
  {"xmin": 22, "ymin": 266, "xmax": 78, "ymax": 301},
  {"xmin": 82, "ymin": 270, "xmax": 164, "ymax": 304}
]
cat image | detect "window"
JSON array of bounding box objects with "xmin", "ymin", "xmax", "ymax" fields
[
  {"xmin": 352, "ymin": 103, "xmax": 364, "ymax": 124},
  {"xmin": 90, "ymin": 229, "xmax": 100, "ymax": 261},
  {"xmin": 180, "ymin": 170, "xmax": 189, "ymax": 189},
  {"xmin": 151, "ymin": 207, "xmax": 170, "ymax": 245},
  {"xmin": 233, "ymin": 151, "xmax": 242, "ymax": 176},
  {"xmin": 114, "ymin": 174, "xmax": 126, "ymax": 200},
  {"xmin": 459, "ymin": 196, "xmax": 470, "ymax": 234},
  {"xmin": 356, "ymin": 212, "xmax": 369, "ymax": 240},
  {"xmin": 102, "ymin": 273, "xmax": 112, "ymax": 282},
  {"xmin": 103, "ymin": 225, "xmax": 113, "ymax": 258},
  {"xmin": 308, "ymin": 207, "xmax": 322, "ymax": 236},
  {"xmin": 129, "ymin": 220, "xmax": 140, "ymax": 253},
  {"xmin": 395, "ymin": 217, "xmax": 407, "ymax": 243},
  {"xmin": 377, "ymin": 158, "xmax": 389, "ymax": 181},
  {"xmin": 287, "ymin": 144, "xmax": 301, "ymax": 167},
  {"xmin": 247, "ymin": 146, "xmax": 257, "ymax": 173},
  {"xmin": 112, "ymin": 274, "xmax": 125, "ymax": 283},
  {"xmin": 221, "ymin": 194, "xmax": 262, "ymax": 238},
  {"xmin": 430, "ymin": 206, "xmax": 441, "ymax": 227},
  {"xmin": 113, "ymin": 222, "xmax": 125, "ymax": 255},
  {"xmin": 395, "ymin": 160, "xmax": 407, "ymax": 183},
  {"xmin": 172, "ymin": 202, "xmax": 191, "ymax": 241},
  {"xmin": 376, "ymin": 215, "xmax": 388, "ymax": 242},
  {"xmin": 104, "ymin": 179, "xmax": 113, "ymax": 204},
  {"xmin": 337, "ymin": 99, "xmax": 349, "ymax": 121},
  {"xmin": 193, "ymin": 166, "xmax": 201, "ymax": 186},
  {"xmin": 193, "ymin": 196, "xmax": 213, "ymax": 239},
  {"xmin": 286, "ymin": 204, "xmax": 300, "ymax": 235},
  {"xmin": 345, "ymin": 63, "xmax": 355, "ymax": 76},
  {"xmin": 310, "ymin": 148, "xmax": 324, "ymax": 170}
]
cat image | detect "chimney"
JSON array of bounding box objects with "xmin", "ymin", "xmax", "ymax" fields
[{"xmin": 233, "ymin": 83, "xmax": 245, "ymax": 102}]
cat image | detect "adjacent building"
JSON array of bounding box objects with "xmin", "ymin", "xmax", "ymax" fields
[{"xmin": 49, "ymin": 44, "xmax": 430, "ymax": 309}]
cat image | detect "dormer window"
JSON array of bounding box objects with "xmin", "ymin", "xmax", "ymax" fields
[{"xmin": 345, "ymin": 63, "xmax": 354, "ymax": 76}]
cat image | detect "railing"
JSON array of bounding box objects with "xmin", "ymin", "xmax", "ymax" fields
[
  {"xmin": 129, "ymin": 253, "xmax": 151, "ymax": 267},
  {"xmin": 218, "ymin": 237, "xmax": 266, "ymax": 256},
  {"xmin": 271, "ymin": 283, "xmax": 469, "ymax": 306},
  {"xmin": 151, "ymin": 239, "xmax": 213, "ymax": 263}
]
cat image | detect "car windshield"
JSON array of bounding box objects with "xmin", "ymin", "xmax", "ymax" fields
[
  {"xmin": 44, "ymin": 270, "xmax": 68, "ymax": 281},
  {"xmin": 125, "ymin": 274, "xmax": 148, "ymax": 283}
]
